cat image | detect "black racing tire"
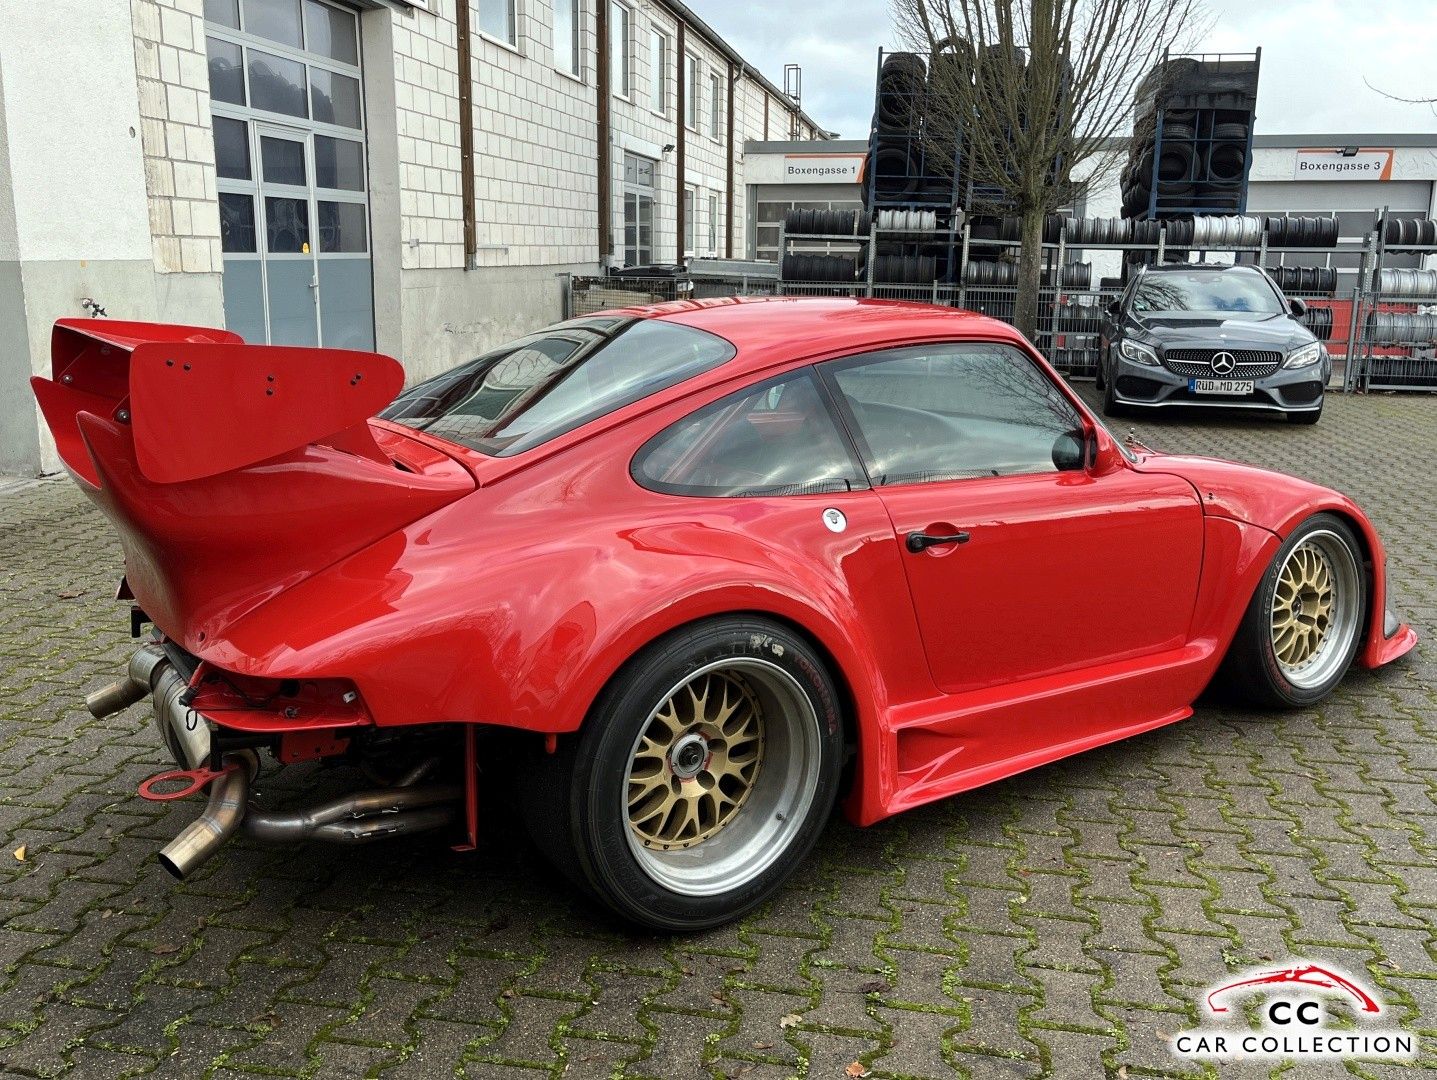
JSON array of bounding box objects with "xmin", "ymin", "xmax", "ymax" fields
[
  {"xmin": 1215, "ymin": 513, "xmax": 1366, "ymax": 709},
  {"xmin": 1093, "ymin": 349, "xmax": 1106, "ymax": 390},
  {"xmin": 519, "ymin": 616, "xmax": 845, "ymax": 931},
  {"xmin": 1288, "ymin": 404, "xmax": 1323, "ymax": 425}
]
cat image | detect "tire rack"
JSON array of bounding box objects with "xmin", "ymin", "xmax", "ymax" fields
[
  {"xmin": 1353, "ymin": 208, "xmax": 1437, "ymax": 391},
  {"xmin": 1134, "ymin": 50, "xmax": 1261, "ymax": 220},
  {"xmin": 767, "ymin": 211, "xmax": 1406, "ymax": 391}
]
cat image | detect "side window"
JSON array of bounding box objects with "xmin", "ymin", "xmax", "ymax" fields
[
  {"xmin": 826, "ymin": 343, "xmax": 1084, "ymax": 485},
  {"xmin": 633, "ymin": 373, "xmax": 862, "ymax": 497}
]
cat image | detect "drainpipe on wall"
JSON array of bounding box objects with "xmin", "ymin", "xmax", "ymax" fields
[
  {"xmin": 455, "ymin": 0, "xmax": 477, "ymax": 269},
  {"xmin": 597, "ymin": 0, "xmax": 612, "ymax": 264},
  {"xmin": 675, "ymin": 19, "xmax": 686, "ymax": 264},
  {"xmin": 726, "ymin": 61, "xmax": 737, "ymax": 259}
]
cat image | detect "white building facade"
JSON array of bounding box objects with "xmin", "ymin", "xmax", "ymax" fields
[{"xmin": 0, "ymin": 0, "xmax": 826, "ymax": 476}]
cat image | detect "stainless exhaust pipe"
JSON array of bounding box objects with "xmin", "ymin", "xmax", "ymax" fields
[
  {"xmin": 243, "ymin": 785, "xmax": 461, "ymax": 844},
  {"xmin": 157, "ymin": 754, "xmax": 250, "ymax": 879},
  {"xmin": 86, "ymin": 643, "xmax": 166, "ymax": 718},
  {"xmin": 85, "ymin": 676, "xmax": 149, "ymax": 719}
]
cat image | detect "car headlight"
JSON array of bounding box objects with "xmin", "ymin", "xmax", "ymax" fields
[
  {"xmin": 1119, "ymin": 339, "xmax": 1160, "ymax": 366},
  {"xmin": 1285, "ymin": 342, "xmax": 1323, "ymax": 369}
]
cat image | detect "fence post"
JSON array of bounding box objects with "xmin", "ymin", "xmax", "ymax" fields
[
  {"xmin": 865, "ymin": 223, "xmax": 877, "ymax": 298},
  {"xmin": 561, "ymin": 272, "xmax": 573, "ymax": 320}
]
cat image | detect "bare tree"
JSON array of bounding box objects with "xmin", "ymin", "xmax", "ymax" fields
[{"xmin": 890, "ymin": 0, "xmax": 1204, "ymax": 338}]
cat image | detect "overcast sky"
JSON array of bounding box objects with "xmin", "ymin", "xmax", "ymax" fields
[{"xmin": 690, "ymin": 0, "xmax": 1437, "ymax": 140}]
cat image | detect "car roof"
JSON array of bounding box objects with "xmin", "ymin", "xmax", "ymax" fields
[
  {"xmin": 1142, "ymin": 262, "xmax": 1263, "ymax": 274},
  {"xmin": 597, "ymin": 296, "xmax": 1029, "ymax": 377}
]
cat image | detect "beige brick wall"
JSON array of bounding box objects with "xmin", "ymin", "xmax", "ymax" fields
[
  {"xmin": 130, "ymin": 0, "xmax": 222, "ymax": 275},
  {"xmin": 392, "ymin": 0, "xmax": 466, "ymax": 271}
]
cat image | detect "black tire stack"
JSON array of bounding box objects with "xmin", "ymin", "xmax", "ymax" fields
[
  {"xmin": 783, "ymin": 208, "xmax": 872, "ymax": 238},
  {"xmin": 1382, "ymin": 217, "xmax": 1437, "ymax": 251},
  {"xmin": 1264, "ymin": 215, "xmax": 1340, "ymax": 247},
  {"xmin": 1264, "ymin": 265, "xmax": 1338, "ymax": 296},
  {"xmin": 1121, "ymin": 54, "xmax": 1258, "ymax": 226},
  {"xmin": 1051, "ymin": 339, "xmax": 1100, "ymax": 379},
  {"xmin": 1302, "ymin": 306, "xmax": 1335, "ymax": 343},
  {"xmin": 870, "ymin": 53, "xmax": 929, "ymax": 202},
  {"xmin": 779, "ymin": 253, "xmax": 858, "ymax": 289}
]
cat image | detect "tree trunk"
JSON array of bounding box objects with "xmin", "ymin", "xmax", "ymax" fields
[{"xmin": 1014, "ymin": 205, "xmax": 1045, "ymax": 341}]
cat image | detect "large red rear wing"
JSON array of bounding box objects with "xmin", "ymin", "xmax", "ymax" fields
[
  {"xmin": 33, "ymin": 318, "xmax": 404, "ymax": 484},
  {"xmin": 29, "ymin": 320, "xmax": 474, "ymax": 647}
]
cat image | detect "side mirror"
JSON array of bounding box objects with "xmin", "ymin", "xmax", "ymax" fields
[
  {"xmin": 1106, "ymin": 300, "xmax": 1122, "ymax": 317},
  {"xmin": 1289, "ymin": 297, "xmax": 1308, "ymax": 317},
  {"xmin": 1051, "ymin": 429, "xmax": 1087, "ymax": 472}
]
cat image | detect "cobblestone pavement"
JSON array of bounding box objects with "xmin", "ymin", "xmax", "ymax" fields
[{"xmin": 1, "ymin": 389, "xmax": 1434, "ymax": 1080}]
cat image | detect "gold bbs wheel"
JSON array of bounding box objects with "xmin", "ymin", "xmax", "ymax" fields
[
  {"xmin": 1268, "ymin": 528, "xmax": 1361, "ymax": 691},
  {"xmin": 621, "ymin": 656, "xmax": 824, "ymax": 898},
  {"xmin": 626, "ymin": 669, "xmax": 764, "ymax": 850}
]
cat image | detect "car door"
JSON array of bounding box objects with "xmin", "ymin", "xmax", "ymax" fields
[{"xmin": 821, "ymin": 341, "xmax": 1204, "ymax": 697}]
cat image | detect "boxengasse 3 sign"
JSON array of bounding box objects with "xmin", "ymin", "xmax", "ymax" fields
[{"xmin": 1293, "ymin": 148, "xmax": 1394, "ymax": 181}]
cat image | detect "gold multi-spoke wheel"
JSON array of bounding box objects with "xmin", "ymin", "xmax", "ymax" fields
[
  {"xmin": 1267, "ymin": 528, "xmax": 1361, "ymax": 692},
  {"xmin": 627, "ymin": 669, "xmax": 765, "ymax": 850},
  {"xmin": 621, "ymin": 656, "xmax": 824, "ymax": 898}
]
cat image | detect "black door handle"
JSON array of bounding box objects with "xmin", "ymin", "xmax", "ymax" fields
[{"xmin": 906, "ymin": 530, "xmax": 971, "ymax": 553}]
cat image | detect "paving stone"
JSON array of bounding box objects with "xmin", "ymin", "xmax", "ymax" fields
[{"xmin": 2, "ymin": 389, "xmax": 1435, "ymax": 1075}]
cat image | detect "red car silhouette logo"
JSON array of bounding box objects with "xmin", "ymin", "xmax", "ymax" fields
[{"xmin": 1206, "ymin": 964, "xmax": 1381, "ymax": 1015}]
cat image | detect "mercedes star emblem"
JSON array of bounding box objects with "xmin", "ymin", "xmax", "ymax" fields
[{"xmin": 1211, "ymin": 351, "xmax": 1237, "ymax": 375}]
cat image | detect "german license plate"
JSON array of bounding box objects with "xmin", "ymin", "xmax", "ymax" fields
[{"xmin": 1189, "ymin": 378, "xmax": 1254, "ymax": 395}]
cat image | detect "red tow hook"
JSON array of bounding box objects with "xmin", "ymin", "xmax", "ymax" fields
[{"xmin": 138, "ymin": 761, "xmax": 240, "ymax": 802}]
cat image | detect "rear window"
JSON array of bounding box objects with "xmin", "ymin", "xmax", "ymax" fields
[{"xmin": 379, "ymin": 317, "xmax": 735, "ymax": 456}]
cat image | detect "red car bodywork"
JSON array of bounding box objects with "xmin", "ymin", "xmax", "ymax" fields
[{"xmin": 33, "ymin": 300, "xmax": 1417, "ymax": 829}]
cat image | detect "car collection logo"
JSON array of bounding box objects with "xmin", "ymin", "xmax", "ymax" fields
[
  {"xmin": 1210, "ymin": 351, "xmax": 1238, "ymax": 375},
  {"xmin": 1172, "ymin": 960, "xmax": 1416, "ymax": 1062}
]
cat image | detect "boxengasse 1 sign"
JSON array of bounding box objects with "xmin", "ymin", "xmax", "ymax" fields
[
  {"xmin": 783, "ymin": 153, "xmax": 866, "ymax": 184},
  {"xmin": 1293, "ymin": 148, "xmax": 1394, "ymax": 181}
]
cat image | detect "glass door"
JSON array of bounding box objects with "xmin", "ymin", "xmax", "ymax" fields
[{"xmin": 255, "ymin": 122, "xmax": 321, "ymax": 346}]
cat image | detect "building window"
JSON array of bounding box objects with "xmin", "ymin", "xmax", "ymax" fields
[
  {"xmin": 623, "ymin": 153, "xmax": 655, "ymax": 266},
  {"xmin": 709, "ymin": 72, "xmax": 721, "ymax": 138},
  {"xmin": 479, "ymin": 0, "xmax": 517, "ymax": 45},
  {"xmin": 554, "ymin": 0, "xmax": 580, "ymax": 76},
  {"xmin": 684, "ymin": 186, "xmax": 696, "ymax": 257},
  {"xmin": 707, "ymin": 193, "xmax": 718, "ymax": 254},
  {"xmin": 610, "ymin": 2, "xmax": 631, "ymax": 97},
  {"xmin": 685, "ymin": 54, "xmax": 700, "ymax": 129},
  {"xmin": 649, "ymin": 29, "xmax": 667, "ymax": 113}
]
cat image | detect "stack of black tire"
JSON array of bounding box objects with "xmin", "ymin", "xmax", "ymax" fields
[
  {"xmin": 1264, "ymin": 265, "xmax": 1337, "ymax": 296},
  {"xmin": 1382, "ymin": 217, "xmax": 1437, "ymax": 251},
  {"xmin": 1264, "ymin": 216, "xmax": 1339, "ymax": 247},
  {"xmin": 1265, "ymin": 261, "xmax": 1339, "ymax": 343},
  {"xmin": 1121, "ymin": 54, "xmax": 1259, "ymax": 228},
  {"xmin": 868, "ymin": 52, "xmax": 955, "ymax": 211},
  {"xmin": 779, "ymin": 209, "xmax": 872, "ymax": 286}
]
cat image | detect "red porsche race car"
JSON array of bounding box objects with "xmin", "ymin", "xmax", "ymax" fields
[{"xmin": 33, "ymin": 298, "xmax": 1416, "ymax": 930}]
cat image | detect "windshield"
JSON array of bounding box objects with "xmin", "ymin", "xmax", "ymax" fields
[
  {"xmin": 380, "ymin": 317, "xmax": 736, "ymax": 456},
  {"xmin": 1132, "ymin": 271, "xmax": 1283, "ymax": 316}
]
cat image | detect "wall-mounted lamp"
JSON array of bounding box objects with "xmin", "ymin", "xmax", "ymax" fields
[
  {"xmin": 662, "ymin": 143, "xmax": 676, "ymax": 155},
  {"xmin": 1340, "ymin": 146, "xmax": 1360, "ymax": 157}
]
